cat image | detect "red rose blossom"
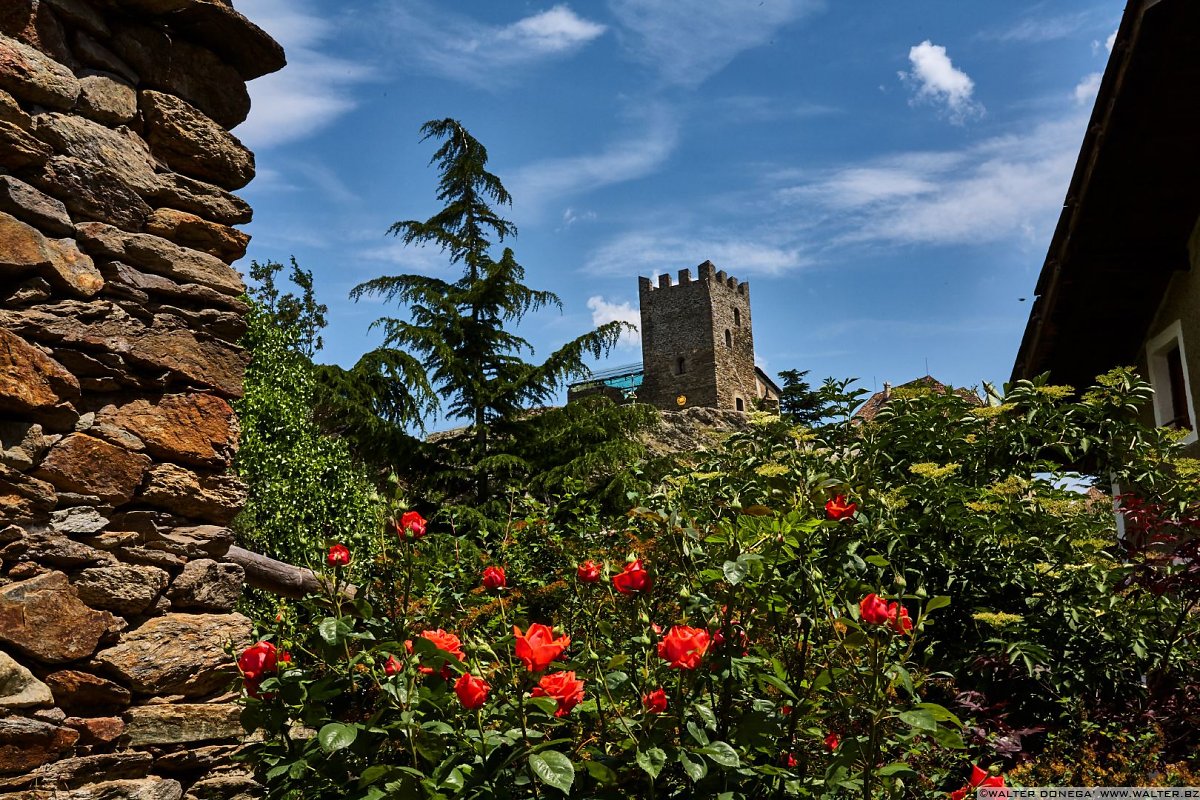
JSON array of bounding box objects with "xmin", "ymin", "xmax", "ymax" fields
[
  {"xmin": 513, "ymin": 623, "xmax": 570, "ymax": 672},
  {"xmin": 824, "ymin": 732, "xmax": 840, "ymax": 752},
  {"xmin": 397, "ymin": 510, "xmax": 427, "ymax": 540},
  {"xmin": 950, "ymin": 765, "xmax": 1006, "ymax": 800},
  {"xmin": 576, "ymin": 560, "xmax": 602, "ymax": 583},
  {"xmin": 454, "ymin": 673, "xmax": 490, "ymax": 709},
  {"xmin": 612, "ymin": 559, "xmax": 650, "ymax": 594},
  {"xmin": 887, "ymin": 600, "xmax": 913, "ymax": 634},
  {"xmin": 859, "ymin": 593, "xmax": 891, "ymax": 626},
  {"xmin": 383, "ymin": 654, "xmax": 403, "ymax": 676},
  {"xmin": 782, "ymin": 752, "xmax": 798, "ymax": 768},
  {"xmin": 238, "ymin": 640, "xmax": 279, "ymax": 698},
  {"xmin": 405, "ymin": 629, "xmax": 465, "ymax": 677},
  {"xmin": 482, "ymin": 566, "xmax": 506, "ymax": 590},
  {"xmin": 642, "ymin": 687, "xmax": 668, "ymax": 714},
  {"xmin": 825, "ymin": 495, "xmax": 857, "ymax": 520},
  {"xmin": 531, "ymin": 670, "xmax": 585, "ymax": 717},
  {"xmin": 657, "ymin": 625, "xmax": 710, "ymax": 670},
  {"xmin": 326, "ymin": 544, "xmax": 350, "ymax": 566}
]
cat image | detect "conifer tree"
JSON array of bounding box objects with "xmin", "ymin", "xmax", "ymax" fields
[{"xmin": 351, "ymin": 119, "xmax": 630, "ymax": 507}]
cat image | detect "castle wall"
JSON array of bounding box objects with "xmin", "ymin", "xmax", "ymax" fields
[
  {"xmin": 0, "ymin": 2, "xmax": 283, "ymax": 798},
  {"xmin": 637, "ymin": 262, "xmax": 759, "ymax": 412}
]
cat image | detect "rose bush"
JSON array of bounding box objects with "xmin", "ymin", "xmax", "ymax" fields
[{"xmin": 238, "ymin": 370, "xmax": 1199, "ymax": 796}]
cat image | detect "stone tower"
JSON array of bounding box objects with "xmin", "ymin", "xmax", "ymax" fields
[{"xmin": 638, "ymin": 261, "xmax": 760, "ymax": 411}]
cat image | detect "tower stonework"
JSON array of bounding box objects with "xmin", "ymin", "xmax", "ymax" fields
[{"xmin": 638, "ymin": 261, "xmax": 760, "ymax": 412}]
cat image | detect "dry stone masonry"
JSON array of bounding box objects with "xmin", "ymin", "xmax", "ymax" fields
[{"xmin": 0, "ymin": 1, "xmax": 283, "ymax": 797}]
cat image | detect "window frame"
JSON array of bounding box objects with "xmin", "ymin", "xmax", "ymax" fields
[{"xmin": 1146, "ymin": 319, "xmax": 1197, "ymax": 445}]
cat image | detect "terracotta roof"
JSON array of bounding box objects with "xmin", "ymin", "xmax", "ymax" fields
[{"xmin": 854, "ymin": 376, "xmax": 982, "ymax": 422}]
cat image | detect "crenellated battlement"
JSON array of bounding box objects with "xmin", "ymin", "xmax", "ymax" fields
[{"xmin": 638, "ymin": 260, "xmax": 749, "ymax": 296}]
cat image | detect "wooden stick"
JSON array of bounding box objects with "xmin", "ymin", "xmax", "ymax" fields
[{"xmin": 226, "ymin": 545, "xmax": 357, "ymax": 600}]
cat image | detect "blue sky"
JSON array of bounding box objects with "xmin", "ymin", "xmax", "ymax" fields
[{"xmin": 232, "ymin": 0, "xmax": 1123, "ymax": 415}]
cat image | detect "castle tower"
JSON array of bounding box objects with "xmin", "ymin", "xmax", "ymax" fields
[{"xmin": 638, "ymin": 261, "xmax": 761, "ymax": 411}]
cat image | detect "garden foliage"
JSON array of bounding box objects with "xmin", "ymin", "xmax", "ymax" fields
[{"xmin": 236, "ymin": 370, "xmax": 1199, "ymax": 798}]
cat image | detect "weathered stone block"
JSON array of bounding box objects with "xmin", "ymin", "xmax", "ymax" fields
[
  {"xmin": 167, "ymin": 559, "xmax": 242, "ymax": 611},
  {"xmin": 0, "ymin": 175, "xmax": 73, "ymax": 236},
  {"xmin": 43, "ymin": 669, "xmax": 132, "ymax": 713},
  {"xmin": 76, "ymin": 72, "xmax": 138, "ymax": 126},
  {"xmin": 97, "ymin": 393, "xmax": 236, "ymax": 469},
  {"xmin": 145, "ymin": 209, "xmax": 249, "ymax": 263},
  {"xmin": 123, "ymin": 703, "xmax": 241, "ymax": 745},
  {"xmin": 72, "ymin": 30, "xmax": 138, "ymax": 84},
  {"xmin": 0, "ymin": 571, "xmax": 114, "ymax": 663},
  {"xmin": 140, "ymin": 91, "xmax": 253, "ymax": 190},
  {"xmin": 0, "ymin": 716, "xmax": 78, "ymax": 775},
  {"xmin": 33, "ymin": 433, "xmax": 150, "ymax": 505},
  {"xmin": 0, "ymin": 528, "xmax": 116, "ymax": 569},
  {"xmin": 25, "ymin": 155, "xmax": 152, "ymax": 232},
  {"xmin": 72, "ymin": 563, "xmax": 169, "ymax": 615},
  {"xmin": 111, "ymin": 24, "xmax": 249, "ymax": 128},
  {"xmin": 0, "ymin": 33, "xmax": 78, "ymax": 109},
  {"xmin": 63, "ymin": 715, "xmax": 126, "ymax": 746},
  {"xmin": 31, "ymin": 113, "xmax": 159, "ymax": 195},
  {"xmin": 0, "ymin": 650, "xmax": 53, "ymax": 709},
  {"xmin": 146, "ymin": 173, "xmax": 253, "ymax": 226},
  {"xmin": 93, "ymin": 613, "xmax": 251, "ymax": 696},
  {"xmin": 0, "ymin": 328, "xmax": 79, "ymax": 415},
  {"xmin": 0, "ymin": 466, "xmax": 57, "ymax": 522},
  {"xmin": 74, "ymin": 223, "xmax": 245, "ymax": 296},
  {"xmin": 138, "ymin": 463, "xmax": 245, "ymax": 524}
]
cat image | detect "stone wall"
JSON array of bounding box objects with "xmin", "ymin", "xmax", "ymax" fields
[{"xmin": 0, "ymin": 1, "xmax": 283, "ymax": 798}]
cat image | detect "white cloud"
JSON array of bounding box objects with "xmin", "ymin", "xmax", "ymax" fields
[
  {"xmin": 562, "ymin": 207, "xmax": 598, "ymax": 227},
  {"xmin": 510, "ymin": 107, "xmax": 679, "ymax": 217},
  {"xmin": 235, "ymin": 0, "xmax": 373, "ymax": 149},
  {"xmin": 776, "ymin": 113, "xmax": 1087, "ymax": 247},
  {"xmin": 608, "ymin": 0, "xmax": 822, "ymax": 86},
  {"xmin": 584, "ymin": 231, "xmax": 808, "ymax": 278},
  {"xmin": 1073, "ymin": 72, "xmax": 1102, "ymax": 106},
  {"xmin": 1093, "ymin": 29, "xmax": 1118, "ymax": 54},
  {"xmin": 901, "ymin": 40, "xmax": 984, "ymax": 124},
  {"xmin": 992, "ymin": 11, "xmax": 1095, "ymax": 43},
  {"xmin": 586, "ymin": 296, "xmax": 640, "ymax": 348},
  {"xmin": 389, "ymin": 3, "xmax": 605, "ymax": 86}
]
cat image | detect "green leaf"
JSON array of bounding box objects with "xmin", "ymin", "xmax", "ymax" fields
[
  {"xmin": 878, "ymin": 762, "xmax": 918, "ymax": 778},
  {"xmin": 636, "ymin": 747, "xmax": 667, "ymax": 779},
  {"xmin": 865, "ymin": 555, "xmax": 890, "ymax": 567},
  {"xmin": 317, "ymin": 617, "xmax": 340, "ymax": 646},
  {"xmin": 528, "ymin": 750, "xmax": 574, "ymax": 794},
  {"xmin": 583, "ymin": 760, "xmax": 617, "ymax": 785},
  {"xmin": 912, "ymin": 702, "xmax": 962, "ymax": 727},
  {"xmin": 679, "ymin": 750, "xmax": 708, "ymax": 782},
  {"xmin": 318, "ymin": 722, "xmax": 357, "ymax": 752},
  {"xmin": 722, "ymin": 560, "xmax": 748, "ymax": 585},
  {"xmin": 700, "ymin": 741, "xmax": 740, "ymax": 768},
  {"xmin": 896, "ymin": 709, "xmax": 938, "ymax": 732},
  {"xmin": 925, "ymin": 595, "xmax": 951, "ymax": 613},
  {"xmin": 358, "ymin": 765, "xmax": 392, "ymax": 787}
]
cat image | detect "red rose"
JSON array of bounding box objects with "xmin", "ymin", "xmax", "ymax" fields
[
  {"xmin": 612, "ymin": 559, "xmax": 650, "ymax": 594},
  {"xmin": 782, "ymin": 752, "xmax": 798, "ymax": 768},
  {"xmin": 531, "ymin": 670, "xmax": 585, "ymax": 717},
  {"xmin": 397, "ymin": 510, "xmax": 427, "ymax": 540},
  {"xmin": 513, "ymin": 623, "xmax": 570, "ymax": 672},
  {"xmin": 887, "ymin": 600, "xmax": 913, "ymax": 634},
  {"xmin": 576, "ymin": 560, "xmax": 602, "ymax": 583},
  {"xmin": 326, "ymin": 544, "xmax": 350, "ymax": 566},
  {"xmin": 825, "ymin": 495, "xmax": 857, "ymax": 520},
  {"xmin": 383, "ymin": 654, "xmax": 403, "ymax": 676},
  {"xmin": 482, "ymin": 566, "xmax": 506, "ymax": 590},
  {"xmin": 238, "ymin": 641, "xmax": 278, "ymax": 698},
  {"xmin": 642, "ymin": 687, "xmax": 668, "ymax": 714},
  {"xmin": 824, "ymin": 732, "xmax": 840, "ymax": 752},
  {"xmin": 656, "ymin": 625, "xmax": 710, "ymax": 670},
  {"xmin": 859, "ymin": 593, "xmax": 891, "ymax": 626},
  {"xmin": 405, "ymin": 629, "xmax": 465, "ymax": 677},
  {"xmin": 950, "ymin": 765, "xmax": 1006, "ymax": 800},
  {"xmin": 454, "ymin": 673, "xmax": 490, "ymax": 709}
]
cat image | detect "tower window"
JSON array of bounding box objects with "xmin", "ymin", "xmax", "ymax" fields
[
  {"xmin": 1147, "ymin": 320, "xmax": 1196, "ymax": 445},
  {"xmin": 735, "ymin": 397, "xmax": 745, "ymax": 412},
  {"xmin": 733, "ymin": 308, "xmax": 741, "ymax": 327},
  {"xmin": 725, "ymin": 329, "xmax": 732, "ymax": 348},
  {"xmin": 676, "ymin": 357, "xmax": 686, "ymax": 375}
]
